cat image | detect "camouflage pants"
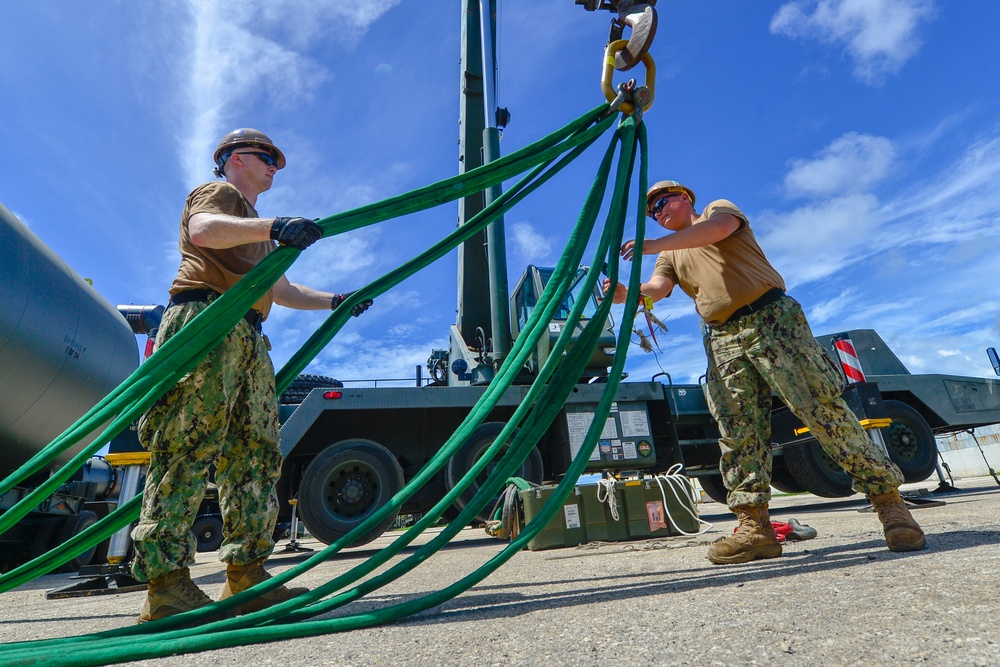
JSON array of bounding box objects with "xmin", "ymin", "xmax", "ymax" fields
[
  {"xmin": 702, "ymin": 295, "xmax": 903, "ymax": 509},
  {"xmin": 130, "ymin": 299, "xmax": 282, "ymax": 582}
]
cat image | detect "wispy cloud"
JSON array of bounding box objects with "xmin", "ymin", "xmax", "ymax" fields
[
  {"xmin": 759, "ymin": 125, "xmax": 1000, "ymax": 287},
  {"xmin": 172, "ymin": 0, "xmax": 401, "ymax": 190},
  {"xmin": 807, "ymin": 288, "xmax": 861, "ymax": 326},
  {"xmin": 509, "ymin": 221, "xmax": 554, "ymax": 265},
  {"xmin": 752, "ymin": 124, "xmax": 1000, "ymax": 378},
  {"xmin": 770, "ymin": 0, "xmax": 936, "ymax": 85},
  {"xmin": 784, "ymin": 132, "xmax": 896, "ymax": 199},
  {"xmin": 757, "ymin": 192, "xmax": 881, "ymax": 286}
]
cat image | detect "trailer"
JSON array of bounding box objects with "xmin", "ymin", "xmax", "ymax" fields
[{"xmin": 0, "ymin": 202, "xmax": 249, "ymax": 572}]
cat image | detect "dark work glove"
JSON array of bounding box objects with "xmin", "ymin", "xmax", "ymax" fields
[
  {"xmin": 331, "ymin": 292, "xmax": 374, "ymax": 317},
  {"xmin": 270, "ymin": 217, "xmax": 323, "ymax": 250}
]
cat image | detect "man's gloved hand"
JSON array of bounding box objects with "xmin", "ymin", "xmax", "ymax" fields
[
  {"xmin": 331, "ymin": 292, "xmax": 374, "ymax": 317},
  {"xmin": 270, "ymin": 217, "xmax": 323, "ymax": 250}
]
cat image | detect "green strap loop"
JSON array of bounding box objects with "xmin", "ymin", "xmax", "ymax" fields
[{"xmin": 0, "ymin": 112, "xmax": 653, "ymax": 667}]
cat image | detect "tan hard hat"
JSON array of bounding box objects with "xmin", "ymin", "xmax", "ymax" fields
[
  {"xmin": 646, "ymin": 180, "xmax": 695, "ymax": 216},
  {"xmin": 213, "ymin": 128, "xmax": 286, "ymax": 171}
]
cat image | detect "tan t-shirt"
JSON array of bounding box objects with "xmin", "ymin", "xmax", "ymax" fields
[
  {"xmin": 652, "ymin": 199, "xmax": 785, "ymax": 326},
  {"xmin": 170, "ymin": 181, "xmax": 275, "ymax": 319}
]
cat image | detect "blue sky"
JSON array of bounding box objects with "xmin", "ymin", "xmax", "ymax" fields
[{"xmin": 2, "ymin": 0, "xmax": 999, "ymax": 387}]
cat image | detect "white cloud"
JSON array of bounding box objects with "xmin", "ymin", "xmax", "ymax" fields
[
  {"xmin": 770, "ymin": 0, "xmax": 936, "ymax": 85},
  {"xmin": 784, "ymin": 132, "xmax": 896, "ymax": 199},
  {"xmin": 173, "ymin": 0, "xmax": 401, "ymax": 190},
  {"xmin": 807, "ymin": 288, "xmax": 860, "ymax": 326},
  {"xmin": 306, "ymin": 332, "xmax": 450, "ymax": 385},
  {"xmin": 756, "ymin": 193, "xmax": 881, "ymax": 286},
  {"xmin": 872, "ymin": 132, "xmax": 1000, "ymax": 248},
  {"xmin": 281, "ymin": 231, "xmax": 378, "ymax": 293},
  {"xmin": 759, "ymin": 124, "xmax": 1000, "ymax": 378},
  {"xmin": 9, "ymin": 210, "xmax": 31, "ymax": 228},
  {"xmin": 509, "ymin": 221, "xmax": 553, "ymax": 264},
  {"xmin": 765, "ymin": 125, "xmax": 1000, "ymax": 291}
]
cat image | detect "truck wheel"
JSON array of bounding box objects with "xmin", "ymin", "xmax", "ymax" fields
[
  {"xmin": 191, "ymin": 515, "xmax": 224, "ymax": 552},
  {"xmin": 445, "ymin": 422, "xmax": 543, "ymax": 524},
  {"xmin": 881, "ymin": 400, "xmax": 937, "ymax": 483},
  {"xmin": 297, "ymin": 439, "xmax": 404, "ymax": 547},
  {"xmin": 279, "ymin": 374, "xmax": 344, "ymax": 405},
  {"xmin": 29, "ymin": 517, "xmax": 64, "ymax": 561},
  {"xmin": 55, "ymin": 510, "xmax": 100, "ymax": 572},
  {"xmin": 698, "ymin": 473, "xmax": 729, "ymax": 504},
  {"xmin": 782, "ymin": 439, "xmax": 855, "ymax": 498},
  {"xmin": 770, "ymin": 454, "xmax": 806, "ymax": 494}
]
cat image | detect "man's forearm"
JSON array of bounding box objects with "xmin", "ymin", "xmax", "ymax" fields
[
  {"xmin": 273, "ymin": 282, "xmax": 334, "ymax": 310},
  {"xmin": 189, "ymin": 213, "xmax": 273, "ymax": 249}
]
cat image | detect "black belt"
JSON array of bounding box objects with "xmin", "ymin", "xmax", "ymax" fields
[
  {"xmin": 723, "ymin": 288, "xmax": 785, "ymax": 325},
  {"xmin": 168, "ymin": 289, "xmax": 263, "ymax": 332}
]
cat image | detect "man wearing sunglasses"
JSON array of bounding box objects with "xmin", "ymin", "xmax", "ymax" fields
[
  {"xmin": 132, "ymin": 128, "xmax": 373, "ymax": 623},
  {"xmin": 604, "ymin": 180, "xmax": 925, "ymax": 565}
]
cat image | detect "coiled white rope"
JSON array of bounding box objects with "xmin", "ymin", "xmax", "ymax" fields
[
  {"xmin": 651, "ymin": 463, "xmax": 713, "ymax": 536},
  {"xmin": 596, "ymin": 477, "xmax": 620, "ymax": 521}
]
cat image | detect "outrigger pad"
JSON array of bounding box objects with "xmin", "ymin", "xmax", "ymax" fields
[{"xmin": 45, "ymin": 564, "xmax": 147, "ymax": 600}]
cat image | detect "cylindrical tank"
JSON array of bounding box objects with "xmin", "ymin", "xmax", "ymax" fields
[{"xmin": 0, "ymin": 202, "xmax": 138, "ymax": 481}]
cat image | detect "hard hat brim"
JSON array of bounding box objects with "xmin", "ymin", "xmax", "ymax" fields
[{"xmin": 646, "ymin": 180, "xmax": 696, "ymax": 215}]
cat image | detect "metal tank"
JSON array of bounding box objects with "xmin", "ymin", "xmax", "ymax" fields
[{"xmin": 0, "ymin": 202, "xmax": 138, "ymax": 481}]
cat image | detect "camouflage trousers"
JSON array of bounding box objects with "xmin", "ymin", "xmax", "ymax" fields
[
  {"xmin": 702, "ymin": 295, "xmax": 903, "ymax": 509},
  {"xmin": 131, "ymin": 298, "xmax": 282, "ymax": 582}
]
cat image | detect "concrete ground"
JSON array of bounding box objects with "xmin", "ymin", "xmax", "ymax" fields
[{"xmin": 2, "ymin": 476, "xmax": 999, "ymax": 666}]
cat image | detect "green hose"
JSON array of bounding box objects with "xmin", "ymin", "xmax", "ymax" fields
[
  {"xmin": 0, "ymin": 108, "xmax": 614, "ymax": 569},
  {"xmin": 0, "ymin": 112, "xmax": 653, "ymax": 667}
]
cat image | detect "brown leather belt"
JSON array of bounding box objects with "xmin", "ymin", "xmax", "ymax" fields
[
  {"xmin": 168, "ymin": 289, "xmax": 263, "ymax": 332},
  {"xmin": 722, "ymin": 288, "xmax": 785, "ymax": 325}
]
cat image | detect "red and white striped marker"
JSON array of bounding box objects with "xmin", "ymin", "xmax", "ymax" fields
[
  {"xmin": 833, "ymin": 335, "xmax": 866, "ymax": 384},
  {"xmin": 832, "ymin": 334, "xmax": 891, "ymax": 458}
]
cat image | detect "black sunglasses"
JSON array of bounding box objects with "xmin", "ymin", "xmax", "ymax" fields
[
  {"xmin": 233, "ymin": 151, "xmax": 278, "ymax": 167},
  {"xmin": 650, "ymin": 192, "xmax": 682, "ymax": 216}
]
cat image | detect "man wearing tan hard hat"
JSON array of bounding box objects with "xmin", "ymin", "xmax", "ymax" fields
[
  {"xmin": 131, "ymin": 128, "xmax": 372, "ymax": 623},
  {"xmin": 604, "ymin": 180, "xmax": 926, "ymax": 565}
]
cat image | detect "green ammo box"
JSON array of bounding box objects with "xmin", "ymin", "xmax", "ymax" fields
[
  {"xmin": 579, "ymin": 483, "xmax": 630, "ymax": 543},
  {"xmin": 519, "ymin": 485, "xmax": 586, "ymax": 551},
  {"xmin": 620, "ymin": 477, "xmax": 701, "ymax": 537}
]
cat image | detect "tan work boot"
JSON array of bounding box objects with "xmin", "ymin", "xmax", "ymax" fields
[
  {"xmin": 138, "ymin": 567, "xmax": 213, "ymax": 623},
  {"xmin": 707, "ymin": 504, "xmax": 783, "ymax": 565},
  {"xmin": 869, "ymin": 489, "xmax": 927, "ymax": 552},
  {"xmin": 220, "ymin": 558, "xmax": 309, "ymax": 615}
]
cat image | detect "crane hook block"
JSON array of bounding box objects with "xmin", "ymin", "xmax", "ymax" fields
[
  {"xmin": 612, "ymin": 3, "xmax": 658, "ymax": 71},
  {"xmin": 601, "ymin": 39, "xmax": 655, "ymax": 115}
]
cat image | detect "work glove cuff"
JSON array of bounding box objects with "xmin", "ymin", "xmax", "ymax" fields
[
  {"xmin": 331, "ymin": 291, "xmax": 373, "ymax": 317},
  {"xmin": 331, "ymin": 292, "xmax": 350, "ymax": 310},
  {"xmin": 270, "ymin": 217, "xmax": 323, "ymax": 250}
]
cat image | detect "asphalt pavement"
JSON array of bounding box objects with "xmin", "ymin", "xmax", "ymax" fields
[{"xmin": 2, "ymin": 476, "xmax": 999, "ymax": 666}]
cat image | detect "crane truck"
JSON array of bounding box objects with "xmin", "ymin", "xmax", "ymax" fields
[{"xmin": 237, "ymin": 0, "xmax": 1000, "ymax": 544}]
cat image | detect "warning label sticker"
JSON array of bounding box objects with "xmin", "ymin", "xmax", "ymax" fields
[{"xmin": 564, "ymin": 504, "xmax": 581, "ymax": 529}]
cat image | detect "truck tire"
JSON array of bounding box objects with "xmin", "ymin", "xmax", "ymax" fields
[
  {"xmin": 191, "ymin": 515, "xmax": 224, "ymax": 552},
  {"xmin": 782, "ymin": 439, "xmax": 855, "ymax": 498},
  {"xmin": 770, "ymin": 454, "xmax": 807, "ymax": 494},
  {"xmin": 881, "ymin": 400, "xmax": 937, "ymax": 483},
  {"xmin": 297, "ymin": 439, "xmax": 404, "ymax": 547},
  {"xmin": 279, "ymin": 374, "xmax": 344, "ymax": 405},
  {"xmin": 55, "ymin": 510, "xmax": 100, "ymax": 572},
  {"xmin": 29, "ymin": 517, "xmax": 64, "ymax": 562},
  {"xmin": 698, "ymin": 473, "xmax": 728, "ymax": 504},
  {"xmin": 445, "ymin": 422, "xmax": 543, "ymax": 524}
]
